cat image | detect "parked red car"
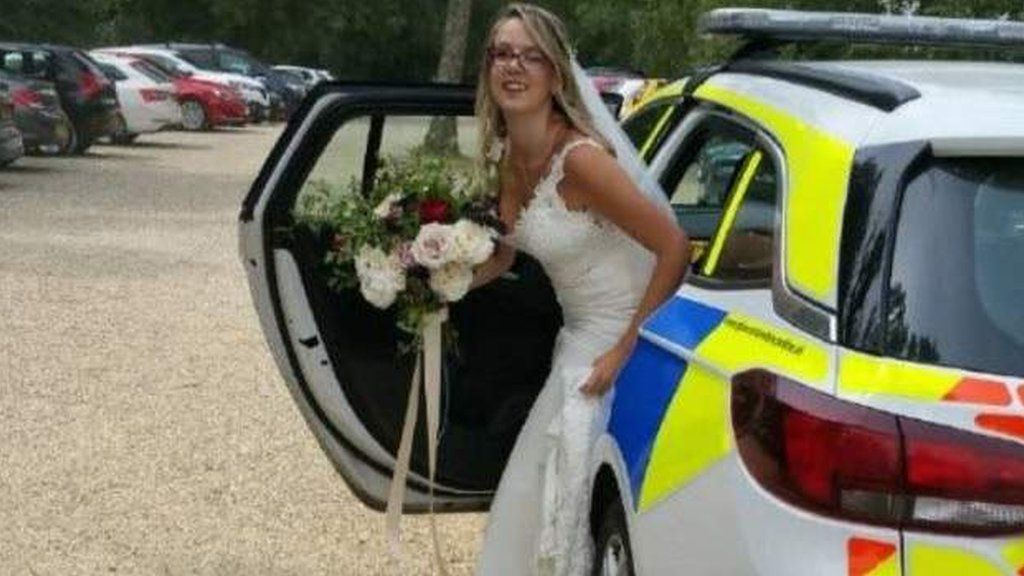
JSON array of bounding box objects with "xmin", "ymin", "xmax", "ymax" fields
[
  {"xmin": 175, "ymin": 75, "xmax": 247, "ymax": 130},
  {"xmin": 111, "ymin": 53, "xmax": 247, "ymax": 130}
]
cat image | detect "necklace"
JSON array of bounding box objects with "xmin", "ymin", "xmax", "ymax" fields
[{"xmin": 511, "ymin": 122, "xmax": 566, "ymax": 202}]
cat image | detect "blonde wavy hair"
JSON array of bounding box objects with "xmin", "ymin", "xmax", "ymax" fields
[{"xmin": 474, "ymin": 3, "xmax": 610, "ymax": 171}]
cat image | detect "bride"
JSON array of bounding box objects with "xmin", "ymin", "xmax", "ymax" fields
[{"xmin": 469, "ymin": 4, "xmax": 691, "ymax": 575}]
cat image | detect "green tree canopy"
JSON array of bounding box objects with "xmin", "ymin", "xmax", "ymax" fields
[{"xmin": 2, "ymin": 0, "xmax": 1023, "ymax": 81}]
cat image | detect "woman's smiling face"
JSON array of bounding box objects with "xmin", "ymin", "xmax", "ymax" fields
[{"xmin": 487, "ymin": 17, "xmax": 557, "ymax": 117}]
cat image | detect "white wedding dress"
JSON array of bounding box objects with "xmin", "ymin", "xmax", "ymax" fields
[{"xmin": 475, "ymin": 137, "xmax": 656, "ymax": 575}]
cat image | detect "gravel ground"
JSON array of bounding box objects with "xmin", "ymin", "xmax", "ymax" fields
[{"xmin": 0, "ymin": 127, "xmax": 485, "ymax": 575}]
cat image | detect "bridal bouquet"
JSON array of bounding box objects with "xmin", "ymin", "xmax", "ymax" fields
[
  {"xmin": 294, "ymin": 150, "xmax": 502, "ymax": 573},
  {"xmin": 295, "ymin": 152, "xmax": 503, "ymax": 336}
]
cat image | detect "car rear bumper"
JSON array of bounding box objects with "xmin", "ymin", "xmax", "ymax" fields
[
  {"xmin": 71, "ymin": 102, "xmax": 120, "ymax": 141},
  {"xmin": 15, "ymin": 108, "xmax": 71, "ymax": 152}
]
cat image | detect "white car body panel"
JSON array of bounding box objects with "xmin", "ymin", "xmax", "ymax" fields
[{"xmin": 91, "ymin": 53, "xmax": 180, "ymax": 134}]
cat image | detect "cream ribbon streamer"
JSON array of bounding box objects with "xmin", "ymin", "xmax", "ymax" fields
[{"xmin": 385, "ymin": 309, "xmax": 449, "ymax": 575}]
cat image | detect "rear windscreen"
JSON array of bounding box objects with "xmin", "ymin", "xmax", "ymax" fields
[
  {"xmin": 176, "ymin": 49, "xmax": 215, "ymax": 70},
  {"xmin": 97, "ymin": 62, "xmax": 127, "ymax": 81},
  {"xmin": 139, "ymin": 54, "xmax": 187, "ymax": 78},
  {"xmin": 887, "ymin": 157, "xmax": 1024, "ymax": 376},
  {"xmin": 71, "ymin": 51, "xmax": 107, "ymax": 77},
  {"xmin": 130, "ymin": 60, "xmax": 171, "ymax": 83}
]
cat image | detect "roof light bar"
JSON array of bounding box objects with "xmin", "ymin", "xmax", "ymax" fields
[{"xmin": 700, "ymin": 8, "xmax": 1024, "ymax": 49}]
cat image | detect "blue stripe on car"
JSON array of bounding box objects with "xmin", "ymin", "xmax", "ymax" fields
[
  {"xmin": 608, "ymin": 296, "xmax": 728, "ymax": 504},
  {"xmin": 644, "ymin": 296, "xmax": 728, "ymax": 350},
  {"xmin": 609, "ymin": 340, "xmax": 687, "ymax": 504}
]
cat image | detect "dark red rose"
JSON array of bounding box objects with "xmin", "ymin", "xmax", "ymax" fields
[
  {"xmin": 331, "ymin": 233, "xmax": 348, "ymax": 252},
  {"xmin": 419, "ymin": 199, "xmax": 450, "ymax": 223}
]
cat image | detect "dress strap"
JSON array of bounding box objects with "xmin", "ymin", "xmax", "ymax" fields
[
  {"xmin": 554, "ymin": 137, "xmax": 602, "ymax": 165},
  {"xmin": 546, "ymin": 137, "xmax": 602, "ymax": 185}
]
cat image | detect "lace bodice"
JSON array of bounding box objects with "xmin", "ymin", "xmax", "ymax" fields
[{"xmin": 507, "ymin": 138, "xmax": 654, "ymax": 345}]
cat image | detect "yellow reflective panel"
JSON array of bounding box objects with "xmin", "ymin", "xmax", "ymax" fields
[
  {"xmin": 698, "ymin": 312, "xmax": 830, "ymax": 388},
  {"xmin": 638, "ymin": 362, "xmax": 732, "ymax": 511},
  {"xmin": 702, "ymin": 150, "xmax": 764, "ymax": 276},
  {"xmin": 639, "ymin": 106, "xmax": 675, "ymax": 160},
  {"xmin": 1002, "ymin": 539, "xmax": 1024, "ymax": 573},
  {"xmin": 869, "ymin": 557, "xmax": 900, "ymax": 576},
  {"xmin": 908, "ymin": 544, "xmax": 1003, "ymax": 576},
  {"xmin": 693, "ymin": 83, "xmax": 855, "ymax": 307},
  {"xmin": 839, "ymin": 350, "xmax": 959, "ymax": 401}
]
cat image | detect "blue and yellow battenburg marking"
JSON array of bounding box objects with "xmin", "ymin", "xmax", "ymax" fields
[{"xmin": 609, "ymin": 296, "xmax": 830, "ymax": 512}]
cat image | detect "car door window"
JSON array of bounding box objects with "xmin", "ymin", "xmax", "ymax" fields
[
  {"xmin": 294, "ymin": 115, "xmax": 480, "ymax": 225},
  {"xmin": 1, "ymin": 51, "xmax": 49, "ymax": 80},
  {"xmin": 1, "ymin": 52, "xmax": 23, "ymax": 74},
  {"xmin": 696, "ymin": 147, "xmax": 778, "ymax": 283},
  {"xmin": 659, "ymin": 117, "xmax": 756, "ymax": 241},
  {"xmin": 622, "ymin": 96, "xmax": 685, "ymax": 163},
  {"xmin": 622, "ymin": 98, "xmax": 673, "ymax": 150}
]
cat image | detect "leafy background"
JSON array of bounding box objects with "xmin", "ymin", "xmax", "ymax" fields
[{"xmin": 2, "ymin": 0, "xmax": 1023, "ymax": 81}]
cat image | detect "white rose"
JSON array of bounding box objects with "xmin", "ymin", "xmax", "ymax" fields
[
  {"xmin": 354, "ymin": 245, "xmax": 405, "ymax": 309},
  {"xmin": 451, "ymin": 219, "xmax": 495, "ymax": 265},
  {"xmin": 429, "ymin": 262, "xmax": 474, "ymax": 303},
  {"xmin": 372, "ymin": 192, "xmax": 402, "ymax": 219},
  {"xmin": 410, "ymin": 223, "xmax": 455, "ymax": 270}
]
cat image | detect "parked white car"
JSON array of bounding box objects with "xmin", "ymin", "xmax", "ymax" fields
[
  {"xmin": 95, "ymin": 46, "xmax": 270, "ymax": 121},
  {"xmin": 90, "ymin": 52, "xmax": 180, "ymax": 143},
  {"xmin": 272, "ymin": 65, "xmax": 333, "ymax": 89}
]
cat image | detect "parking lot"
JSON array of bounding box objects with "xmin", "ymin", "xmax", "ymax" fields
[{"xmin": 0, "ymin": 127, "xmax": 484, "ymax": 575}]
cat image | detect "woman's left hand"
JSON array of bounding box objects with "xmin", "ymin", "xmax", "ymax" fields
[{"xmin": 579, "ymin": 337, "xmax": 636, "ymax": 397}]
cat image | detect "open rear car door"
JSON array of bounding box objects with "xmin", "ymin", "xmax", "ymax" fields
[{"xmin": 238, "ymin": 82, "xmax": 565, "ymax": 512}]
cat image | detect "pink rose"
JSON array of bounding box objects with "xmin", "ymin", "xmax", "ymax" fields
[{"xmin": 410, "ymin": 223, "xmax": 455, "ymax": 270}]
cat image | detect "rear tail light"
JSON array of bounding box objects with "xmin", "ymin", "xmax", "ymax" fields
[
  {"xmin": 733, "ymin": 370, "xmax": 1024, "ymax": 535},
  {"xmin": 11, "ymin": 87, "xmax": 44, "ymax": 109},
  {"xmin": 79, "ymin": 72, "xmax": 105, "ymax": 100},
  {"xmin": 139, "ymin": 88, "xmax": 171, "ymax": 103}
]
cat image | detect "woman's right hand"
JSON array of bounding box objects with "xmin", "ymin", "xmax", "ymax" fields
[{"xmin": 470, "ymin": 239, "xmax": 516, "ymax": 289}]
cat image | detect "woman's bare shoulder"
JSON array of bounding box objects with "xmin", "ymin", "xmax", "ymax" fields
[{"xmin": 562, "ymin": 133, "xmax": 615, "ymax": 175}]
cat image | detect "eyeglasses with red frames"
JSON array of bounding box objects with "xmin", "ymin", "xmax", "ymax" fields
[{"xmin": 487, "ymin": 45, "xmax": 550, "ymax": 71}]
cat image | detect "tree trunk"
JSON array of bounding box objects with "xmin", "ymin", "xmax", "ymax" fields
[{"xmin": 423, "ymin": 0, "xmax": 473, "ymax": 156}]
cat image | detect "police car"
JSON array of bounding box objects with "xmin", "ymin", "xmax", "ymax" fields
[{"xmin": 239, "ymin": 8, "xmax": 1024, "ymax": 575}]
